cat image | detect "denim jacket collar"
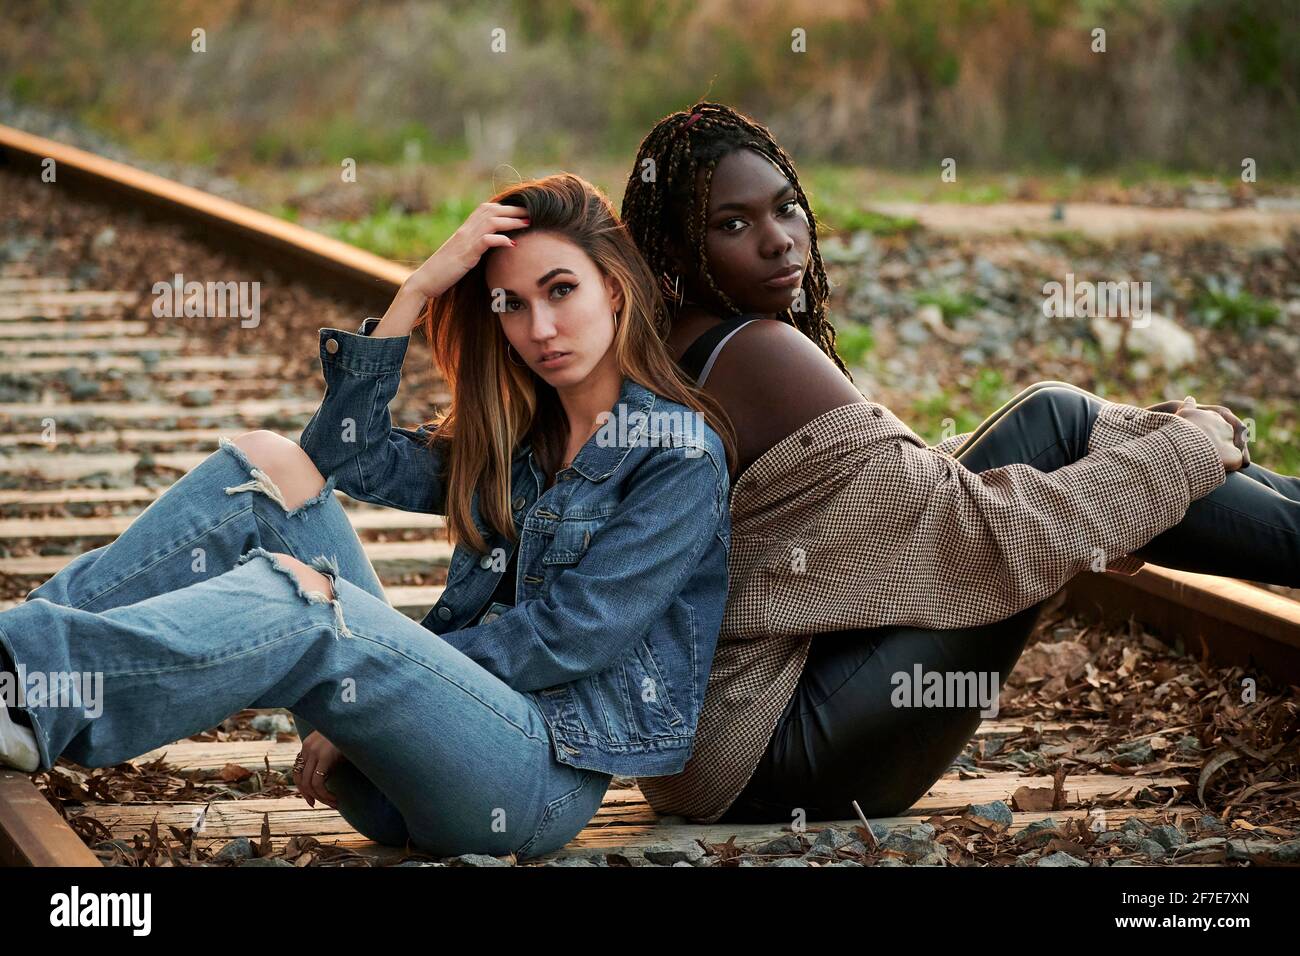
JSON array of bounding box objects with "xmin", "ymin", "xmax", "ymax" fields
[{"xmin": 515, "ymin": 377, "xmax": 657, "ymax": 483}]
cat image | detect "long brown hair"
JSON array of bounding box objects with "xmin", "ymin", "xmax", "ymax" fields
[
  {"xmin": 418, "ymin": 173, "xmax": 737, "ymax": 554},
  {"xmin": 620, "ymin": 101, "xmax": 852, "ymax": 380}
]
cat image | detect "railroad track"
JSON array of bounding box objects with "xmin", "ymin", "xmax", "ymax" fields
[{"xmin": 1, "ymin": 123, "xmax": 1297, "ymax": 868}]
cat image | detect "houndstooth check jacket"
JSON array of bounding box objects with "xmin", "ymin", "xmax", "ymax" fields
[{"xmin": 636, "ymin": 399, "xmax": 1227, "ymax": 822}]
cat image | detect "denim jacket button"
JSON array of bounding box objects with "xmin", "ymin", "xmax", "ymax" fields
[
  {"xmin": 436, "ymin": 606, "xmax": 452, "ymax": 621},
  {"xmin": 512, "ymin": 496, "xmax": 526, "ymax": 510},
  {"xmin": 478, "ymin": 554, "xmax": 494, "ymax": 569},
  {"xmin": 324, "ymin": 337, "xmax": 339, "ymax": 354}
]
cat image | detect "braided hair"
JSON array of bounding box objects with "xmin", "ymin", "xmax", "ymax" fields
[{"xmin": 620, "ymin": 101, "xmax": 851, "ymax": 380}]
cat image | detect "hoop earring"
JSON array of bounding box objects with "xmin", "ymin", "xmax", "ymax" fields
[
  {"xmin": 612, "ymin": 309, "xmax": 620, "ymax": 329},
  {"xmin": 506, "ymin": 343, "xmax": 526, "ymax": 367}
]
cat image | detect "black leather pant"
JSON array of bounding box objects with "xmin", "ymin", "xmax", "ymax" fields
[{"xmin": 719, "ymin": 382, "xmax": 1300, "ymax": 823}]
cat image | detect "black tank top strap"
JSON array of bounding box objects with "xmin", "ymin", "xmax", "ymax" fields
[{"xmin": 677, "ymin": 314, "xmax": 760, "ymax": 386}]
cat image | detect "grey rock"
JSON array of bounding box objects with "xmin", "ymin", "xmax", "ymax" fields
[
  {"xmin": 123, "ymin": 379, "xmax": 156, "ymax": 401},
  {"xmin": 897, "ymin": 318, "xmax": 930, "ymax": 345},
  {"xmin": 1173, "ymin": 837, "xmax": 1228, "ymax": 855},
  {"xmin": 1090, "ymin": 313, "xmax": 1197, "ymax": 372},
  {"xmin": 1014, "ymin": 818, "xmax": 1060, "ymax": 848},
  {"xmin": 1149, "ymin": 825, "xmax": 1186, "ymax": 849},
  {"xmin": 180, "ymin": 388, "xmax": 215, "ymax": 408},
  {"xmin": 69, "ymin": 379, "xmax": 101, "ymax": 400},
  {"xmin": 881, "ymin": 824, "xmax": 947, "ymax": 865},
  {"xmin": 746, "ymin": 833, "xmax": 806, "ymax": 857},
  {"xmin": 1198, "ymin": 815, "xmax": 1227, "ymax": 832},
  {"xmin": 1267, "ymin": 841, "xmax": 1300, "ymax": 864},
  {"xmin": 213, "ymin": 836, "xmax": 254, "ymax": 862},
  {"xmin": 1036, "ymin": 851, "xmax": 1089, "ymax": 867},
  {"xmin": 973, "ymin": 258, "xmax": 1010, "ymax": 294},
  {"xmin": 809, "ymin": 827, "xmax": 857, "ymax": 856},
  {"xmin": 823, "ymin": 860, "xmax": 865, "ymax": 868},
  {"xmin": 800, "ymin": 827, "xmax": 852, "ymax": 863},
  {"xmin": 967, "ymin": 801, "xmax": 1013, "ymax": 829},
  {"xmin": 642, "ymin": 842, "xmax": 705, "ymax": 866},
  {"xmin": 1113, "ymin": 740, "xmax": 1156, "ymax": 766},
  {"xmin": 544, "ymin": 858, "xmax": 596, "ymax": 867},
  {"xmin": 446, "ymin": 853, "xmax": 511, "ymax": 867},
  {"xmin": 1136, "ymin": 839, "xmax": 1168, "ymax": 860},
  {"xmin": 772, "ymin": 858, "xmax": 810, "ymax": 867},
  {"xmin": 251, "ymin": 713, "xmax": 294, "ymax": 735},
  {"xmin": 1226, "ymin": 839, "xmax": 1300, "ymax": 863},
  {"xmin": 238, "ymin": 857, "xmax": 294, "ymax": 867}
]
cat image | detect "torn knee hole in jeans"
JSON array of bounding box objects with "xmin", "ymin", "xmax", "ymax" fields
[
  {"xmin": 235, "ymin": 546, "xmax": 352, "ymax": 638},
  {"xmin": 217, "ymin": 436, "xmax": 337, "ymax": 518}
]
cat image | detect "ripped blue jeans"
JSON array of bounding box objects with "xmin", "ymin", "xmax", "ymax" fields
[{"xmin": 0, "ymin": 438, "xmax": 610, "ymax": 860}]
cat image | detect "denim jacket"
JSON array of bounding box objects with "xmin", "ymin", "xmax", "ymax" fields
[{"xmin": 299, "ymin": 319, "xmax": 731, "ymax": 776}]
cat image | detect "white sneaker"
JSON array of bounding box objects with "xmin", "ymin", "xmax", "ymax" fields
[{"xmin": 0, "ymin": 704, "xmax": 39, "ymax": 772}]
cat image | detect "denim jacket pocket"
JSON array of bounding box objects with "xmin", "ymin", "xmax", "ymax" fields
[
  {"xmin": 622, "ymin": 635, "xmax": 686, "ymax": 732},
  {"xmin": 538, "ymin": 512, "xmax": 611, "ymax": 567}
]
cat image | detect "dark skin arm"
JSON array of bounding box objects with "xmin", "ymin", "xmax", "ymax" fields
[
  {"xmin": 667, "ymin": 310, "xmax": 865, "ymax": 476},
  {"xmin": 666, "ymin": 312, "xmax": 1250, "ymax": 478}
]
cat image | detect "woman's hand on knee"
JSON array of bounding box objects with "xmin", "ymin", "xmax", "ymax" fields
[
  {"xmin": 1174, "ymin": 397, "xmax": 1246, "ymax": 471},
  {"xmin": 294, "ymin": 730, "xmax": 347, "ymax": 809},
  {"xmin": 1152, "ymin": 395, "xmax": 1251, "ymax": 467}
]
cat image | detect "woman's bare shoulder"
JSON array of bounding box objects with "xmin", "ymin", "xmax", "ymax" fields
[
  {"xmin": 713, "ymin": 319, "xmax": 864, "ymax": 410},
  {"xmin": 704, "ymin": 319, "xmax": 867, "ymax": 470}
]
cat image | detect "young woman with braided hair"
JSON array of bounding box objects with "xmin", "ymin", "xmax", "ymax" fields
[{"xmin": 621, "ymin": 101, "xmax": 1300, "ymax": 825}]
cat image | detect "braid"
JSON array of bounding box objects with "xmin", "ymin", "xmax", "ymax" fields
[{"xmin": 621, "ymin": 101, "xmax": 851, "ymax": 380}]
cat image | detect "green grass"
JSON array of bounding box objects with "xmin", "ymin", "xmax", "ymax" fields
[
  {"xmin": 1191, "ymin": 279, "xmax": 1281, "ymax": 331},
  {"xmin": 907, "ymin": 370, "xmax": 1015, "ymax": 443},
  {"xmin": 834, "ymin": 323, "xmax": 876, "ymax": 364},
  {"xmin": 267, "ymin": 203, "xmax": 300, "ymax": 224},
  {"xmin": 912, "ymin": 288, "xmax": 981, "ymax": 321},
  {"xmin": 320, "ymin": 197, "xmax": 479, "ymax": 262},
  {"xmin": 820, "ymin": 206, "xmax": 920, "ymax": 236},
  {"xmin": 1247, "ymin": 405, "xmax": 1300, "ymax": 474}
]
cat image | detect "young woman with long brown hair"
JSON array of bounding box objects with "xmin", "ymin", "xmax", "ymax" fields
[{"xmin": 0, "ymin": 173, "xmax": 734, "ymax": 860}]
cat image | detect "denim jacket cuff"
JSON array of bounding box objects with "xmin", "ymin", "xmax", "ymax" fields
[{"xmin": 319, "ymin": 325, "xmax": 409, "ymax": 375}]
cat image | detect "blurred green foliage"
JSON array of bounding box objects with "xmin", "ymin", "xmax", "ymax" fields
[
  {"xmin": 321, "ymin": 197, "xmax": 479, "ymax": 262},
  {"xmin": 834, "ymin": 324, "xmax": 877, "ymax": 365},
  {"xmin": 1192, "ymin": 278, "xmax": 1282, "ymax": 331},
  {"xmin": 3, "ymin": 0, "xmax": 1296, "ymax": 173},
  {"xmin": 913, "ymin": 288, "xmax": 982, "ymax": 320}
]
